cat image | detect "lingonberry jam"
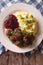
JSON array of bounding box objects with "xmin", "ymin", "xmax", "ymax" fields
[{"xmin": 4, "ymin": 14, "xmax": 19, "ymax": 30}]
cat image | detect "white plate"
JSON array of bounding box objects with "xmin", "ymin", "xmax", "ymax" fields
[{"xmin": 0, "ymin": 3, "xmax": 43, "ymax": 53}]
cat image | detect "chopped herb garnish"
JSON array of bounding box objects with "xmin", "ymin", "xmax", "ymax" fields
[
  {"xmin": 18, "ymin": 29, "xmax": 26, "ymax": 34},
  {"xmin": 29, "ymin": 42, "xmax": 32, "ymax": 45},
  {"xmin": 18, "ymin": 37, "xmax": 24, "ymax": 46},
  {"xmin": 25, "ymin": 20, "xmax": 31, "ymax": 25},
  {"xmin": 11, "ymin": 31, "xmax": 15, "ymax": 35},
  {"xmin": 21, "ymin": 30, "xmax": 26, "ymax": 34},
  {"xmin": 32, "ymin": 28, "xmax": 34, "ymax": 31},
  {"xmin": 21, "ymin": 17, "xmax": 24, "ymax": 19},
  {"xmin": 26, "ymin": 15, "xmax": 28, "ymax": 18},
  {"xmin": 7, "ymin": 36, "xmax": 10, "ymax": 38},
  {"xmin": 20, "ymin": 15, "xmax": 24, "ymax": 19},
  {"xmin": 18, "ymin": 30, "xmax": 21, "ymax": 33},
  {"xmin": 27, "ymin": 31, "xmax": 33, "ymax": 35}
]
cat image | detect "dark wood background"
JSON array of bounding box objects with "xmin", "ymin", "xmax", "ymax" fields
[{"xmin": 0, "ymin": 50, "xmax": 43, "ymax": 65}]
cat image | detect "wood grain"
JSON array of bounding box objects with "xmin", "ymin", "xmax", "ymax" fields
[
  {"xmin": 0, "ymin": 51, "xmax": 43, "ymax": 65},
  {"xmin": 42, "ymin": 54, "xmax": 43, "ymax": 65},
  {"xmin": 35, "ymin": 51, "xmax": 43, "ymax": 65},
  {"xmin": 23, "ymin": 53, "xmax": 36, "ymax": 65},
  {"xmin": 8, "ymin": 51, "xmax": 22, "ymax": 65},
  {"xmin": 0, "ymin": 51, "xmax": 9, "ymax": 65}
]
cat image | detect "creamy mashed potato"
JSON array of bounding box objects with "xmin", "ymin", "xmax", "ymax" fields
[{"xmin": 13, "ymin": 11, "xmax": 37, "ymax": 35}]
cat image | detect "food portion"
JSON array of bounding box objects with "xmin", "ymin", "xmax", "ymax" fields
[
  {"xmin": 14, "ymin": 11, "xmax": 37, "ymax": 35},
  {"xmin": 3, "ymin": 11, "xmax": 38, "ymax": 47},
  {"xmin": 4, "ymin": 14, "xmax": 19, "ymax": 30}
]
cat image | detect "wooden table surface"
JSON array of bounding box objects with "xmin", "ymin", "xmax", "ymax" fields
[{"xmin": 0, "ymin": 50, "xmax": 43, "ymax": 65}]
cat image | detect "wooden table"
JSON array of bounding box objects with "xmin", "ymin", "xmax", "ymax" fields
[{"xmin": 0, "ymin": 50, "xmax": 43, "ymax": 65}]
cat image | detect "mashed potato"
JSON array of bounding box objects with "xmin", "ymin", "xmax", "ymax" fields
[{"xmin": 13, "ymin": 11, "xmax": 37, "ymax": 35}]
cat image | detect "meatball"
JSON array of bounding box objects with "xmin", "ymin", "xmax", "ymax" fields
[
  {"xmin": 14, "ymin": 41, "xmax": 22, "ymax": 47},
  {"xmin": 4, "ymin": 28, "xmax": 12, "ymax": 36},
  {"xmin": 23, "ymin": 35, "xmax": 28, "ymax": 43}
]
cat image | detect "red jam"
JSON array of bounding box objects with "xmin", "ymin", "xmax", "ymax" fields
[{"xmin": 4, "ymin": 14, "xmax": 19, "ymax": 30}]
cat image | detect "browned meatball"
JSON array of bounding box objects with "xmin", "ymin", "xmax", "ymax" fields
[
  {"xmin": 4, "ymin": 28, "xmax": 12, "ymax": 36},
  {"xmin": 14, "ymin": 41, "xmax": 22, "ymax": 47},
  {"xmin": 23, "ymin": 35, "xmax": 28, "ymax": 43},
  {"xmin": 14, "ymin": 32, "xmax": 21, "ymax": 38}
]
